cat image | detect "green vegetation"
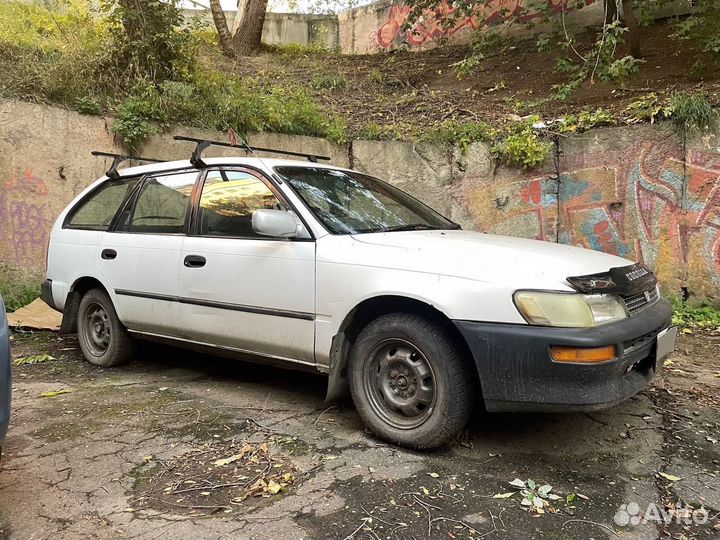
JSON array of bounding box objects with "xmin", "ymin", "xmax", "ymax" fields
[
  {"xmin": 0, "ymin": 1, "xmax": 347, "ymax": 149},
  {"xmin": 366, "ymin": 68, "xmax": 386, "ymax": 85},
  {"xmin": 495, "ymin": 120, "xmax": 552, "ymax": 169},
  {"xmin": 0, "ymin": 264, "xmax": 40, "ymax": 312},
  {"xmin": 559, "ymin": 108, "xmax": 614, "ymax": 133},
  {"xmin": 668, "ymin": 92, "xmax": 717, "ymax": 136},
  {"xmin": 425, "ymin": 120, "xmax": 496, "ymax": 150},
  {"xmin": 672, "ymin": 299, "xmax": 720, "ymax": 330},
  {"xmin": 424, "ymin": 118, "xmax": 551, "ymax": 169},
  {"xmin": 310, "ymin": 73, "xmax": 347, "ymax": 91},
  {"xmin": 624, "ymin": 91, "xmax": 717, "ymax": 130},
  {"xmin": 0, "ymin": 1, "xmax": 714, "ymax": 165}
]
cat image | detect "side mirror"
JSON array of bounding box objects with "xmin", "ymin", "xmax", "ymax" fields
[{"xmin": 252, "ymin": 209, "xmax": 299, "ymax": 238}]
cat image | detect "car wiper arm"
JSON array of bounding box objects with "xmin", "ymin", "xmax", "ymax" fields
[{"xmin": 382, "ymin": 224, "xmax": 445, "ymax": 232}]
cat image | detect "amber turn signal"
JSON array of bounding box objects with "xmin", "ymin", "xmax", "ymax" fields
[{"xmin": 551, "ymin": 345, "xmax": 617, "ymax": 363}]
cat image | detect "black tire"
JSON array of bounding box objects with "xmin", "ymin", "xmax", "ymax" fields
[
  {"xmin": 77, "ymin": 288, "xmax": 135, "ymax": 367},
  {"xmin": 348, "ymin": 313, "xmax": 474, "ymax": 449}
]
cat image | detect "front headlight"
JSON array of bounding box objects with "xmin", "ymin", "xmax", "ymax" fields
[{"xmin": 513, "ymin": 290, "xmax": 627, "ymax": 327}]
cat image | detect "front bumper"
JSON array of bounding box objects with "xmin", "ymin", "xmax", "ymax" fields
[
  {"xmin": 0, "ymin": 297, "xmax": 11, "ymax": 446},
  {"xmin": 454, "ymin": 299, "xmax": 673, "ymax": 412}
]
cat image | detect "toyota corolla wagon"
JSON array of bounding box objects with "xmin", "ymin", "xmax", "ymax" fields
[{"xmin": 42, "ymin": 138, "xmax": 677, "ymax": 448}]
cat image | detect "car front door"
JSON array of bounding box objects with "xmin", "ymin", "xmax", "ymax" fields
[
  {"xmin": 177, "ymin": 167, "xmax": 316, "ymax": 365},
  {"xmin": 99, "ymin": 170, "xmax": 198, "ymax": 337}
]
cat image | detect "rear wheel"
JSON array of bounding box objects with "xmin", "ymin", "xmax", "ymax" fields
[
  {"xmin": 348, "ymin": 313, "xmax": 474, "ymax": 449},
  {"xmin": 77, "ymin": 288, "xmax": 135, "ymax": 367}
]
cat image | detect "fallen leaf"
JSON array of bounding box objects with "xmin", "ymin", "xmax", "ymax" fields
[
  {"xmin": 214, "ymin": 454, "xmax": 243, "ymax": 467},
  {"xmin": 421, "ymin": 487, "xmax": 430, "ymax": 496},
  {"xmin": 576, "ymin": 493, "xmax": 589, "ymax": 500},
  {"xmin": 659, "ymin": 472, "xmax": 682, "ymax": 482},
  {"xmin": 324, "ymin": 455, "xmax": 338, "ymax": 461},
  {"xmin": 492, "ymin": 492, "xmax": 515, "ymax": 499},
  {"xmin": 509, "ymin": 478, "xmax": 526, "ymax": 488},
  {"xmin": 40, "ymin": 389, "xmax": 71, "ymax": 397},
  {"xmin": 267, "ymin": 480, "xmax": 283, "ymax": 494},
  {"xmin": 427, "ymin": 472, "xmax": 440, "ymax": 478},
  {"xmin": 538, "ymin": 485, "xmax": 552, "ymax": 497},
  {"xmin": 14, "ymin": 354, "xmax": 55, "ymax": 365},
  {"xmin": 200, "ymin": 491, "xmax": 211, "ymax": 496}
]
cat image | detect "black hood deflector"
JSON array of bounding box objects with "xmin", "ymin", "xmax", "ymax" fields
[{"xmin": 567, "ymin": 263, "xmax": 657, "ymax": 296}]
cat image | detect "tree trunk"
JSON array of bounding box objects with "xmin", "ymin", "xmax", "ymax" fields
[
  {"xmin": 621, "ymin": 0, "xmax": 641, "ymax": 57},
  {"xmin": 209, "ymin": 0, "xmax": 237, "ymax": 58},
  {"xmin": 604, "ymin": 0, "xmax": 618, "ymax": 24},
  {"xmin": 231, "ymin": 0, "xmax": 269, "ymax": 56}
]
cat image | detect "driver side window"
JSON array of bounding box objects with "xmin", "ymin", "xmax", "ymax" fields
[
  {"xmin": 196, "ymin": 169, "xmax": 287, "ymax": 238},
  {"xmin": 124, "ymin": 172, "xmax": 197, "ymax": 234}
]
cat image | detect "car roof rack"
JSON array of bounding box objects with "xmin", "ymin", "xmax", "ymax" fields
[
  {"xmin": 91, "ymin": 151, "xmax": 166, "ymax": 180},
  {"xmin": 173, "ymin": 135, "xmax": 331, "ymax": 167}
]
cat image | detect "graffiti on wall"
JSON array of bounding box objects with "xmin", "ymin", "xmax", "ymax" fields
[
  {"xmin": 0, "ymin": 169, "xmax": 52, "ymax": 270},
  {"xmin": 370, "ymin": 0, "xmax": 596, "ymax": 51},
  {"xmin": 459, "ymin": 140, "xmax": 720, "ymax": 295}
]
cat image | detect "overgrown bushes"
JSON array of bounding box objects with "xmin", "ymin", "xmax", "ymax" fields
[{"xmin": 0, "ymin": 0, "xmax": 347, "ymax": 149}]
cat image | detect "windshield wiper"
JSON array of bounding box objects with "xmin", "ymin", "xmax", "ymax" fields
[{"xmin": 381, "ymin": 224, "xmax": 443, "ymax": 232}]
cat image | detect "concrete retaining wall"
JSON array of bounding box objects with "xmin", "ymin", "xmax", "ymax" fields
[
  {"xmin": 1, "ymin": 99, "xmax": 718, "ymax": 302},
  {"xmin": 262, "ymin": 13, "xmax": 339, "ymax": 49}
]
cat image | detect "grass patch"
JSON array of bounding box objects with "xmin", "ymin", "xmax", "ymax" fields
[
  {"xmin": 0, "ymin": 264, "xmax": 40, "ymax": 312},
  {"xmin": 672, "ymin": 298, "xmax": 720, "ymax": 330},
  {"xmin": 668, "ymin": 91, "xmax": 717, "ymax": 135}
]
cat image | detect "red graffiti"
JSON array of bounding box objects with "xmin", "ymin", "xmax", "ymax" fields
[{"xmin": 370, "ymin": 0, "xmax": 596, "ymax": 51}]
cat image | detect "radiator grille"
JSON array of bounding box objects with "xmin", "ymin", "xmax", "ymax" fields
[{"xmin": 623, "ymin": 287, "xmax": 659, "ymax": 315}]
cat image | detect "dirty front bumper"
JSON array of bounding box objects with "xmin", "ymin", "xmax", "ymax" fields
[
  {"xmin": 454, "ymin": 299, "xmax": 673, "ymax": 412},
  {"xmin": 0, "ymin": 296, "xmax": 11, "ymax": 447}
]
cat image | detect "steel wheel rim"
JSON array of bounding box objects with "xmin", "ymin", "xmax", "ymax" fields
[
  {"xmin": 82, "ymin": 302, "xmax": 111, "ymax": 357},
  {"xmin": 363, "ymin": 338, "xmax": 436, "ymax": 430}
]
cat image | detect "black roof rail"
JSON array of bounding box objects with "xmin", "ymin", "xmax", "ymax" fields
[
  {"xmin": 91, "ymin": 151, "xmax": 166, "ymax": 180},
  {"xmin": 173, "ymin": 135, "xmax": 331, "ymax": 167}
]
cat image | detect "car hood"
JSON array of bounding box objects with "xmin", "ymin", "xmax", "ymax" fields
[{"xmin": 350, "ymin": 229, "xmax": 633, "ymax": 290}]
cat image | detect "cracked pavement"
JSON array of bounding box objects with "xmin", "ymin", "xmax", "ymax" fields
[{"xmin": 0, "ymin": 331, "xmax": 718, "ymax": 539}]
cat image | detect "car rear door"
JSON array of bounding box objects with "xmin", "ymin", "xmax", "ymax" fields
[
  {"xmin": 177, "ymin": 167, "xmax": 316, "ymax": 364},
  {"xmin": 99, "ymin": 170, "xmax": 199, "ymax": 337}
]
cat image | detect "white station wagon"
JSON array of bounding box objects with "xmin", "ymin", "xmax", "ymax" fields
[{"xmin": 42, "ymin": 137, "xmax": 677, "ymax": 448}]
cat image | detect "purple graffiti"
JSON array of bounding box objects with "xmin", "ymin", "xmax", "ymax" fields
[{"xmin": 0, "ymin": 170, "xmax": 52, "ymax": 267}]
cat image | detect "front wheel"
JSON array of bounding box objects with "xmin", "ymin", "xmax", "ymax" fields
[
  {"xmin": 348, "ymin": 313, "xmax": 475, "ymax": 449},
  {"xmin": 77, "ymin": 288, "xmax": 135, "ymax": 367}
]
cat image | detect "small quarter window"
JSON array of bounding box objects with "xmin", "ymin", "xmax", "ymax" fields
[
  {"xmin": 126, "ymin": 172, "xmax": 197, "ymax": 234},
  {"xmin": 67, "ymin": 178, "xmax": 140, "ymax": 230},
  {"xmin": 197, "ymin": 170, "xmax": 287, "ymax": 238}
]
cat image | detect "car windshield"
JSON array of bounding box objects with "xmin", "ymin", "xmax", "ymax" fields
[{"xmin": 275, "ymin": 166, "xmax": 459, "ymax": 235}]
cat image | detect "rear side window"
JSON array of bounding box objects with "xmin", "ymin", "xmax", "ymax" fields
[
  {"xmin": 66, "ymin": 178, "xmax": 140, "ymax": 230},
  {"xmin": 124, "ymin": 172, "xmax": 197, "ymax": 234}
]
